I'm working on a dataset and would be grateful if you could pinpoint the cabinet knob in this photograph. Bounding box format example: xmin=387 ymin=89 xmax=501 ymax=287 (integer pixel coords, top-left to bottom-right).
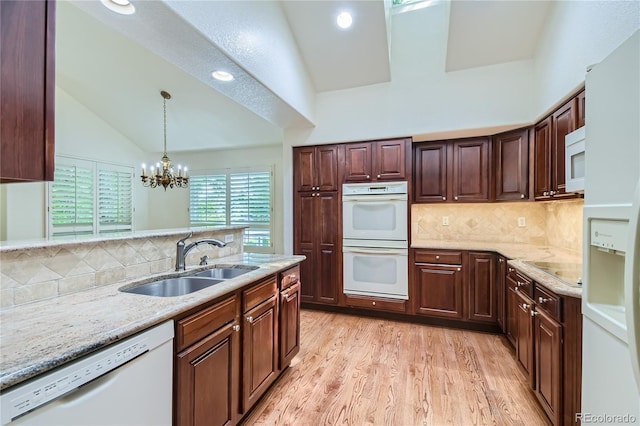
xmin=377 ymin=174 xmax=381 ymax=179
xmin=531 ymin=310 xmax=538 ymax=317
xmin=538 ymin=297 xmax=551 ymax=303
xmin=520 ymin=194 xmax=526 ymax=199
xmin=543 ymin=191 xmax=549 ymax=196
xmin=550 ymin=190 xmax=556 ymax=196
xmin=246 ymin=316 xmax=253 ymax=323
xmin=454 ymin=196 xmax=459 ymax=201
xmin=499 ymin=258 xmax=503 ymax=263
xmin=522 ymin=303 xmax=530 ymax=310
xmin=372 ymin=301 xmax=376 ymax=306
xmin=442 ymin=196 xmax=447 ymax=201
xmin=282 ymin=292 xmax=289 ymax=299
xmin=233 ymin=324 xmax=240 ymax=332
xmin=457 ymin=267 xmax=461 ymax=272
xmin=435 ymin=255 xmax=440 ymax=260
xmin=290 ymin=274 xmax=297 ymax=280
xmin=508 ymin=267 xmax=513 ymax=272
xmin=366 ymin=175 xmax=370 ymax=179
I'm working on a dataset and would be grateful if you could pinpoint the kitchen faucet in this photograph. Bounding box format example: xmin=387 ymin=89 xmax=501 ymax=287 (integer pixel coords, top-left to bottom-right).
xmin=175 ymin=231 xmax=227 ymax=271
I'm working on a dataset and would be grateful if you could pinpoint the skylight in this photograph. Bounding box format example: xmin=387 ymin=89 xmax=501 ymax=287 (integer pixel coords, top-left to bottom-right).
xmin=392 ymin=0 xmax=441 ymax=14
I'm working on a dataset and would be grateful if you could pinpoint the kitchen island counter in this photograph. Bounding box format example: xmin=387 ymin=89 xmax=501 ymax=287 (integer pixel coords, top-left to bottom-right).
xmin=0 ymin=253 xmax=304 ymax=391
xmin=411 ymin=239 xmax=582 ymax=298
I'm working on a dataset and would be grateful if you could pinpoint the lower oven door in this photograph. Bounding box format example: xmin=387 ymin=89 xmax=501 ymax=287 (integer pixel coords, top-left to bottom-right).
xmin=343 ymin=245 xmax=408 ymax=300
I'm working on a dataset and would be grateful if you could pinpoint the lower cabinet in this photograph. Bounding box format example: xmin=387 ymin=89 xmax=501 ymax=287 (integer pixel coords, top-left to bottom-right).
xmin=241 ymin=276 xmax=279 ymax=414
xmin=504 ymin=267 xmax=519 ymax=346
xmin=279 ymin=265 xmax=301 ymax=369
xmin=534 ymin=307 xmax=563 ymax=426
xmin=515 ymin=289 xmax=535 ymax=382
xmin=467 ymin=252 xmax=497 ymax=323
xmin=174 ymin=265 xmax=302 ymax=426
xmin=175 ymin=295 xmax=241 ymax=426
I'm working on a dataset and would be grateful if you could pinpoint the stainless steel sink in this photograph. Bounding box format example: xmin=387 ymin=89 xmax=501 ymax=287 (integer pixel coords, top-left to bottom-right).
xmin=121 ymin=277 xmax=224 ymax=297
xmin=191 ymin=265 xmax=259 ymax=280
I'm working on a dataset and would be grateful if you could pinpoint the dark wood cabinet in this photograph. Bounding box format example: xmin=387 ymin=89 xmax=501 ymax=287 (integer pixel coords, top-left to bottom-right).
xmin=534 ymin=308 xmax=563 ymax=426
xmin=342 ymin=138 xmax=409 ymax=183
xmin=279 ymin=266 xmax=301 ymax=369
xmin=413 ymin=138 xmax=491 ymax=203
xmin=467 ymin=252 xmax=496 ymax=323
xmin=344 ymin=293 xmax=408 ymax=313
xmin=294 ymin=191 xmax=340 ymax=304
xmin=534 ymin=97 xmax=579 ymax=199
xmin=412 ymin=250 xmax=464 ymax=319
xmin=451 ymin=138 xmax=491 ymax=202
xmin=515 ymin=290 xmax=535 ymax=383
xmin=493 ymin=129 xmax=529 ymax=201
xmin=0 ymin=0 xmax=56 ymax=183
xmin=175 ymin=296 xmax=241 ymax=426
xmin=576 ymin=89 xmax=586 ymax=128
xmin=293 ymin=145 xmax=339 ymax=192
xmin=414 ymin=142 xmax=448 ymax=202
xmin=241 ymin=277 xmax=279 ymax=413
xmin=497 ymin=256 xmax=507 ymax=333
xmin=505 ymin=268 xmax=519 ymax=347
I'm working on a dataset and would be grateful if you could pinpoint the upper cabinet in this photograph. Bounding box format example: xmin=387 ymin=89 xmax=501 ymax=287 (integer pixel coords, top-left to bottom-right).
xmin=341 ymin=138 xmax=410 ymax=183
xmin=293 ymin=145 xmax=339 ymax=192
xmin=534 ymin=93 xmax=581 ymax=200
xmin=414 ymin=137 xmax=492 ymax=203
xmin=0 ymin=0 xmax=56 ymax=183
xmin=576 ymin=89 xmax=586 ymax=128
xmin=493 ymin=128 xmax=530 ymax=201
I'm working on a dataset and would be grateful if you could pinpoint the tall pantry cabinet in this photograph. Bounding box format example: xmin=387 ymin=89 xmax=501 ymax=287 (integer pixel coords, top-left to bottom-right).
xmin=293 ymin=146 xmax=340 ymax=305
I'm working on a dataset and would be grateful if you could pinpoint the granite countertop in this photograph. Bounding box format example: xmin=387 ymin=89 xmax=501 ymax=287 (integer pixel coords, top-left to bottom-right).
xmin=0 ymin=253 xmax=305 ymax=391
xmin=411 ymin=239 xmax=583 ymax=298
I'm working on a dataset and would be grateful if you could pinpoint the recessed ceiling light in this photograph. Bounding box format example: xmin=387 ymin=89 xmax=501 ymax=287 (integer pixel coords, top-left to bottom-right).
xmin=101 ymin=0 xmax=135 ymax=15
xmin=211 ymin=70 xmax=235 ymax=82
xmin=336 ymin=11 xmax=353 ymax=29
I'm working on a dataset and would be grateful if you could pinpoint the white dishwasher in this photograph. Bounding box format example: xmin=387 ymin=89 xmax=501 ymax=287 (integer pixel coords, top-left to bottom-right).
xmin=1 ymin=321 xmax=174 ymax=426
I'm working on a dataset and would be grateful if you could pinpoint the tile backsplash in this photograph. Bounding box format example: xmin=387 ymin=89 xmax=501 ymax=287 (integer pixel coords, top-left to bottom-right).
xmin=0 ymin=229 xmax=243 ymax=309
xmin=412 ymin=199 xmax=583 ymax=253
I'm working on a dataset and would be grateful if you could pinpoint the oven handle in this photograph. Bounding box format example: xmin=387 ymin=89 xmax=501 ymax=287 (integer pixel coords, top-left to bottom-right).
xmin=342 ymin=195 xmax=407 ymax=202
xmin=343 ymin=246 xmax=408 ymax=255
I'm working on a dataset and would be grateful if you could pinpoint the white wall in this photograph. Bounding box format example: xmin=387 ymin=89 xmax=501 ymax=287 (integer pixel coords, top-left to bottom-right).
xmin=533 ymin=0 xmax=640 ymax=118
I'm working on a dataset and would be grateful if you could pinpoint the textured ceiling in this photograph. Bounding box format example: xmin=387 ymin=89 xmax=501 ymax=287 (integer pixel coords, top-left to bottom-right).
xmin=56 ymin=0 xmax=552 ymax=154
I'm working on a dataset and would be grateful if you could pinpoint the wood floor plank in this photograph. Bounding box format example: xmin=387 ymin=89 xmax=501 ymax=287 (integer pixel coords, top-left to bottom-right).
xmin=241 ymin=309 xmax=550 ymax=426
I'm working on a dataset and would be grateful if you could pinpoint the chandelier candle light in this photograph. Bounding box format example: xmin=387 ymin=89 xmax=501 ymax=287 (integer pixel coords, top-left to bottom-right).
xmin=141 ymin=90 xmax=189 ymax=190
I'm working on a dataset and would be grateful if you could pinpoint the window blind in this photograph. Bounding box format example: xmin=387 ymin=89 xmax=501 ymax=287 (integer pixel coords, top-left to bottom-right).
xmin=51 ymin=162 xmax=94 ymax=236
xmin=189 ymin=168 xmax=273 ymax=249
xmin=98 ymin=166 xmax=133 ymax=234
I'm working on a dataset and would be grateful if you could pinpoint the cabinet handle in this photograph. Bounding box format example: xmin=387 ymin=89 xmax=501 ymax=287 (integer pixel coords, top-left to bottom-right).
xmin=377 ymin=174 xmax=381 ymax=179
xmin=499 ymin=258 xmax=503 ymax=263
xmin=282 ymin=292 xmax=289 ymax=299
xmin=290 ymin=274 xmax=297 ymax=281
xmin=538 ymin=297 xmax=551 ymax=303
xmin=522 ymin=303 xmax=530 ymax=310
xmin=550 ymin=190 xmax=556 ymax=196
xmin=457 ymin=267 xmax=461 ymax=272
xmin=454 ymin=196 xmax=459 ymax=201
xmin=543 ymin=191 xmax=549 ymax=196
xmin=435 ymin=255 xmax=440 ymax=260
xmin=246 ymin=316 xmax=253 ymax=323
xmin=520 ymin=194 xmax=526 ymax=199
xmin=531 ymin=310 xmax=539 ymax=317
xmin=372 ymin=301 xmax=376 ymax=306
xmin=366 ymin=175 xmax=370 ymax=179
xmin=233 ymin=324 xmax=240 ymax=332
xmin=508 ymin=267 xmax=513 ymax=272
xmin=442 ymin=196 xmax=446 ymax=201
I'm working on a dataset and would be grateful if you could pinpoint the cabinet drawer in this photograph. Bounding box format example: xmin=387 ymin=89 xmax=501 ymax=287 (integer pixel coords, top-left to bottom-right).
xmin=280 ymin=265 xmax=300 ymax=290
xmin=414 ymin=250 xmax=462 ymax=265
xmin=243 ymin=275 xmax=278 ymax=312
xmin=176 ymin=295 xmax=237 ymax=351
xmin=345 ymin=294 xmax=407 ymax=313
xmin=509 ymin=268 xmax=533 ymax=298
xmin=534 ymin=285 xmax=562 ymax=322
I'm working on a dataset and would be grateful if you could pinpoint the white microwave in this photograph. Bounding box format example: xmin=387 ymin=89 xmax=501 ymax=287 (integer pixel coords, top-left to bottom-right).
xmin=565 ymin=126 xmax=586 ymax=193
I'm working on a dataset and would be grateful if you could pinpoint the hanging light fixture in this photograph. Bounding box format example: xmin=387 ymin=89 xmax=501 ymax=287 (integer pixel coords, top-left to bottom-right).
xmin=140 ymin=90 xmax=189 ymax=190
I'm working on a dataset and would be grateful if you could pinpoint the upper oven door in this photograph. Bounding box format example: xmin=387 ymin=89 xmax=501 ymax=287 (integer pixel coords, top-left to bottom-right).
xmin=342 ymin=193 xmax=407 ymax=241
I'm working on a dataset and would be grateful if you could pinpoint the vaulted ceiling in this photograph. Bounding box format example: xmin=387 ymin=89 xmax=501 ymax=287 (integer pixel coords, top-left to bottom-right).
xmin=56 ymin=0 xmax=552 ymax=154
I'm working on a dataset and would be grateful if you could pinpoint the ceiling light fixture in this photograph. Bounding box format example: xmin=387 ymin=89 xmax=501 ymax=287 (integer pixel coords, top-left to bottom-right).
xmin=140 ymin=91 xmax=189 ymax=190
xmin=336 ymin=11 xmax=353 ymax=29
xmin=100 ymin=0 xmax=135 ymax=15
xmin=211 ymin=70 xmax=235 ymax=82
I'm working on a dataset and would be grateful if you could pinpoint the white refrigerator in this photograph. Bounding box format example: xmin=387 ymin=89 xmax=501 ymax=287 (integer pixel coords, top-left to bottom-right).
xmin=582 ymin=30 xmax=640 ymax=424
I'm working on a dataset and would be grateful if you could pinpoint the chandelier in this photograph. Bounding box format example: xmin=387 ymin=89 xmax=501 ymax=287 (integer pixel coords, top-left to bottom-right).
xmin=140 ymin=90 xmax=189 ymax=190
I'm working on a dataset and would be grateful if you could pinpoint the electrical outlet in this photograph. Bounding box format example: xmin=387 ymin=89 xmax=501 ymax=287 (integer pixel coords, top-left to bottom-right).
xmin=442 ymin=216 xmax=449 ymax=226
xmin=518 ymin=217 xmax=526 ymax=227
xmin=224 ymin=234 xmax=234 ymax=243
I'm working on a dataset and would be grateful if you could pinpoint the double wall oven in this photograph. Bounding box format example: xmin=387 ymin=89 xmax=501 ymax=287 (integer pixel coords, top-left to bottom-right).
xmin=342 ymin=181 xmax=408 ymax=300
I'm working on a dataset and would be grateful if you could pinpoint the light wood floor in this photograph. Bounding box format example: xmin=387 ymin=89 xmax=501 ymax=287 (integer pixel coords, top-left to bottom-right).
xmin=241 ymin=309 xmax=550 ymax=426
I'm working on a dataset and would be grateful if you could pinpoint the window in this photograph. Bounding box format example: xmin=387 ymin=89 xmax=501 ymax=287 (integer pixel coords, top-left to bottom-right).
xmin=49 ymin=157 xmax=134 ymax=237
xmin=190 ymin=167 xmax=273 ymax=251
